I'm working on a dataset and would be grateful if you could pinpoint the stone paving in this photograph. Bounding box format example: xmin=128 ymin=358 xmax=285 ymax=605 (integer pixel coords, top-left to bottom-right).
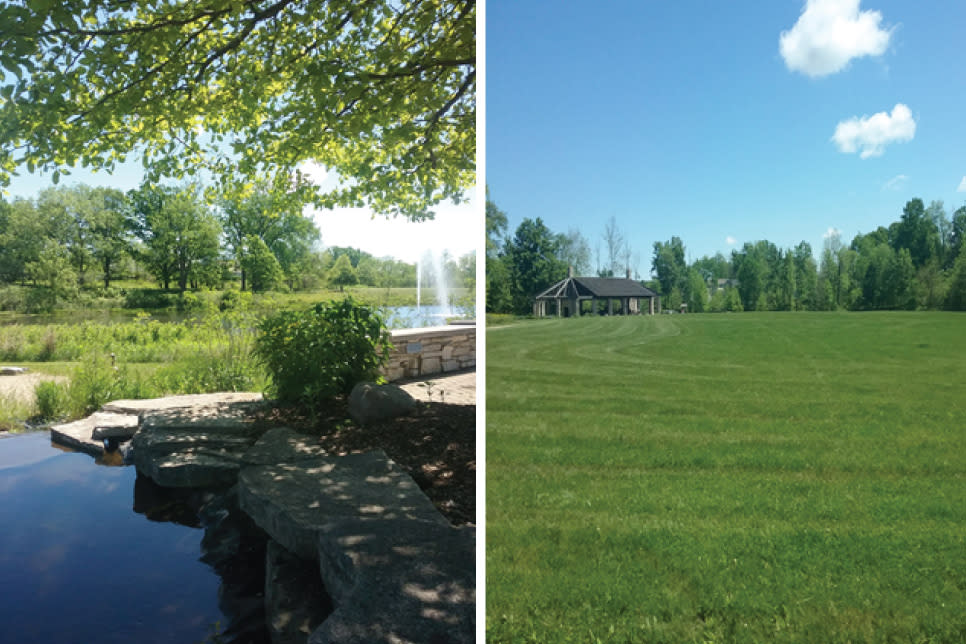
xmin=396 ymin=368 xmax=476 ymax=406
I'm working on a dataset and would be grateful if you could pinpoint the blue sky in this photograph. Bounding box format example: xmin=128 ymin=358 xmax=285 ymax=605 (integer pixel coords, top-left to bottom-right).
xmin=487 ymin=0 xmax=966 ymax=274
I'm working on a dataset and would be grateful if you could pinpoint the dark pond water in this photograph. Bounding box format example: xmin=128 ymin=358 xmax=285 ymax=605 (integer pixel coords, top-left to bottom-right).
xmin=0 ymin=432 xmax=270 ymax=644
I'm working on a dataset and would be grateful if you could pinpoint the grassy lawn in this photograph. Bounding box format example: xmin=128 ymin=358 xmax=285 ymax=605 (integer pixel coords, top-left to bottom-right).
xmin=486 ymin=312 xmax=966 ymax=643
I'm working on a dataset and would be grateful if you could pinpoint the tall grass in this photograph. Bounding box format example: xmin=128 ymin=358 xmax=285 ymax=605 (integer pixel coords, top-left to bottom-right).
xmin=487 ymin=312 xmax=966 ymax=643
xmin=0 ymin=308 xmax=268 ymax=428
xmin=0 ymin=394 xmax=34 ymax=431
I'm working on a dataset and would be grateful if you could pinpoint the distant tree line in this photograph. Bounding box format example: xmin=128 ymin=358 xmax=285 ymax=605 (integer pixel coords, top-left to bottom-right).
xmin=486 ymin=191 xmax=966 ymax=314
xmin=0 ymin=182 xmax=474 ymax=311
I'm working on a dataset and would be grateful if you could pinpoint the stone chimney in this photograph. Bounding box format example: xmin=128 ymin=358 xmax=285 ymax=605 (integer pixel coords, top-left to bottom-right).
xmin=568 ymin=265 xmax=574 ymax=278
xmin=626 ymin=268 xmax=632 ymax=279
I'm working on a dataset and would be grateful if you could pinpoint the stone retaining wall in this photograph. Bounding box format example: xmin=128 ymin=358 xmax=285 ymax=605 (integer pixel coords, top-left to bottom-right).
xmin=382 ymin=324 xmax=476 ymax=381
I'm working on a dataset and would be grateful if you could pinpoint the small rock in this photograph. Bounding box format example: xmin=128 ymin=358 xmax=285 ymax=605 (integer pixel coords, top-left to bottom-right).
xmin=347 ymin=382 xmax=416 ymax=426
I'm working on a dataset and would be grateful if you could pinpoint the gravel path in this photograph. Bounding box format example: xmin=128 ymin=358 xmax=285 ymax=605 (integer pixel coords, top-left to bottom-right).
xmin=0 ymin=372 xmax=68 ymax=405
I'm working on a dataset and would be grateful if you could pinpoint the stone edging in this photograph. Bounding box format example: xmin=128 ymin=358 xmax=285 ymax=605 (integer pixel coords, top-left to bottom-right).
xmin=383 ymin=324 xmax=476 ymax=381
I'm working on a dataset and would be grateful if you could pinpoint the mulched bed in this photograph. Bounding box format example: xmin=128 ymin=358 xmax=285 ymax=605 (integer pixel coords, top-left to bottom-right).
xmin=258 ymin=399 xmax=476 ymax=526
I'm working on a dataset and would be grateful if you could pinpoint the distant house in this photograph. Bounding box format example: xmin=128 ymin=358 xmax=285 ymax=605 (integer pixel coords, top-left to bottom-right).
xmin=715 ymin=278 xmax=740 ymax=291
xmin=534 ymin=267 xmax=660 ymax=317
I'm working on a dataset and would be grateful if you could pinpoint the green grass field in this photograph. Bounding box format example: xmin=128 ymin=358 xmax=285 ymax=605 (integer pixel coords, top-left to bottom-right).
xmin=486 ymin=312 xmax=966 ymax=643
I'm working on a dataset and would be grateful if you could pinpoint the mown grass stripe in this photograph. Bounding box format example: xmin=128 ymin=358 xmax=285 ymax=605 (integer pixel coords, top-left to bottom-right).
xmin=487 ymin=312 xmax=966 ymax=643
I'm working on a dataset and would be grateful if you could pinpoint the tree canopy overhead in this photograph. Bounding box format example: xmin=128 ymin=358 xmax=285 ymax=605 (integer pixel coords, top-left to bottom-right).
xmin=0 ymin=0 xmax=475 ymax=218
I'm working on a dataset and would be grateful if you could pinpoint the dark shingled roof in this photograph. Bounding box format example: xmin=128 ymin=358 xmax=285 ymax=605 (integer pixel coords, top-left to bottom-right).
xmin=536 ymin=276 xmax=658 ymax=299
xmin=573 ymin=277 xmax=657 ymax=298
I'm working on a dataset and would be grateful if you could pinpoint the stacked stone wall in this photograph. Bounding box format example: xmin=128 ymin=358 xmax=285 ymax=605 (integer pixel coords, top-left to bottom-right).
xmin=381 ymin=324 xmax=476 ymax=381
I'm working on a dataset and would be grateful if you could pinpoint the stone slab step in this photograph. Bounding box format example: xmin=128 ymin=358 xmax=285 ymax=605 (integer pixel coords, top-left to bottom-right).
xmin=51 ymin=412 xmax=138 ymax=458
xmin=310 ymin=518 xmax=475 ymax=644
xmin=91 ymin=414 xmax=140 ymax=441
xmin=102 ymin=392 xmax=264 ymax=416
xmin=238 ymin=451 xmax=447 ymax=562
xmin=243 ymin=427 xmax=328 ymax=466
xmin=238 ymin=451 xmax=473 ymax=643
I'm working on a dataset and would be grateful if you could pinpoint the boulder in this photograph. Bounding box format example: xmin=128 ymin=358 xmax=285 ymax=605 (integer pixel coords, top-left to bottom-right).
xmin=0 ymin=366 xmax=28 ymax=375
xmin=347 ymin=382 xmax=416 ymax=426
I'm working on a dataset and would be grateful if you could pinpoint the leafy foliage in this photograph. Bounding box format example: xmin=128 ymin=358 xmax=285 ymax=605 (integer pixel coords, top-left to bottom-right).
xmin=254 ymin=298 xmax=392 ymax=406
xmin=0 ymin=0 xmax=475 ymax=217
xmin=487 ymin=193 xmax=966 ymax=315
xmin=327 ymin=254 xmax=357 ymax=292
xmin=240 ymin=235 xmax=284 ymax=293
xmin=504 ymin=217 xmax=567 ymax=314
xmin=127 ymin=183 xmax=222 ymax=291
xmin=217 ymin=181 xmax=318 ymax=290
xmin=34 ymin=379 xmax=69 ymax=421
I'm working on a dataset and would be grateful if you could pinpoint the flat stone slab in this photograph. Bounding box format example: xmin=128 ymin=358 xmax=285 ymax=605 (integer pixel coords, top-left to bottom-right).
xmin=238 ymin=452 xmax=447 ymax=562
xmin=102 ymin=392 xmax=264 ymax=415
xmin=311 ymin=518 xmax=475 ymax=644
xmin=0 ymin=366 xmax=28 ymax=375
xmin=51 ymin=412 xmax=139 ymax=458
xmin=132 ymin=404 xmax=268 ymax=488
xmin=243 ymin=427 xmax=328 ymax=466
xmin=91 ymin=414 xmax=140 ymax=441
xmin=239 ymin=452 xmax=473 ymax=643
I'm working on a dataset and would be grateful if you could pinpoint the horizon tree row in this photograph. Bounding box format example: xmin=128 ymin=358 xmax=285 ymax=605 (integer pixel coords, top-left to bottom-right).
xmin=486 ymin=192 xmax=966 ymax=314
xmin=0 ymin=182 xmax=474 ymax=312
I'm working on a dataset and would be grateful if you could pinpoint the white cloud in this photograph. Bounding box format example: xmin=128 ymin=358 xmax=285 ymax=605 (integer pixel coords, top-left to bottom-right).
xmin=780 ymin=0 xmax=892 ymax=77
xmin=823 ymin=227 xmax=841 ymax=239
xmin=958 ymin=176 xmax=966 ymax=192
xmin=832 ymin=103 xmax=915 ymax=159
xmin=299 ymin=162 xmax=477 ymax=263
xmin=726 ymin=236 xmax=737 ymax=246
xmin=297 ymin=160 xmax=330 ymax=185
xmin=882 ymin=174 xmax=908 ymax=190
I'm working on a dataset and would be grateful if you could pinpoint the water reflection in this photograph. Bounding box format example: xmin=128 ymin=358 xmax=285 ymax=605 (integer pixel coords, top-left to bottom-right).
xmin=0 ymin=432 xmax=271 ymax=643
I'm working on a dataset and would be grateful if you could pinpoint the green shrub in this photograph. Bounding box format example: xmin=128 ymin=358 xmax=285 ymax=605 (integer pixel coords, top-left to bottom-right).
xmin=254 ymin=297 xmax=392 ymax=406
xmin=219 ymin=289 xmax=252 ymax=312
xmin=0 ymin=286 xmax=27 ymax=312
xmin=123 ymin=289 xmax=178 ymax=309
xmin=34 ymin=380 xmax=69 ymax=420
xmin=68 ymin=353 xmax=122 ymax=416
